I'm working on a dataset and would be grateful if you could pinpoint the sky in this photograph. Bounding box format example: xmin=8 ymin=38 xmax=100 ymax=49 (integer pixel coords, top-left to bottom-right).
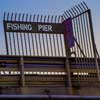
xmin=0 ymin=0 xmax=100 ymax=54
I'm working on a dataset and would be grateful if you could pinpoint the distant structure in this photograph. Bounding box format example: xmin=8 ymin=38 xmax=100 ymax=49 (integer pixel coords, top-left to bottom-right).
xmin=0 ymin=1 xmax=100 ymax=99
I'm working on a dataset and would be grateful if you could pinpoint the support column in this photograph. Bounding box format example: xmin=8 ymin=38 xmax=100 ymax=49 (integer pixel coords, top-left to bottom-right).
xmin=65 ymin=57 xmax=73 ymax=94
xmin=20 ymin=56 xmax=25 ymax=94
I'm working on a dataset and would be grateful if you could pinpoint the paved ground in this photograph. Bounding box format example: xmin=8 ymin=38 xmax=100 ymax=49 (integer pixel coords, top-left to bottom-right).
xmin=0 ymin=95 xmax=100 ymax=100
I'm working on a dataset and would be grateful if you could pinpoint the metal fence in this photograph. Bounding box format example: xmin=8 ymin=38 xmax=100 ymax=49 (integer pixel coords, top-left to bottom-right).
xmin=63 ymin=1 xmax=95 ymax=58
xmin=3 ymin=13 xmax=66 ymax=56
xmin=3 ymin=2 xmax=98 ymax=59
xmin=62 ymin=1 xmax=100 ymax=82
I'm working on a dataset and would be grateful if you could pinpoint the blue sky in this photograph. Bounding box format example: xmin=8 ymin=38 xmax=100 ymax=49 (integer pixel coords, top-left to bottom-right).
xmin=0 ymin=0 xmax=100 ymax=54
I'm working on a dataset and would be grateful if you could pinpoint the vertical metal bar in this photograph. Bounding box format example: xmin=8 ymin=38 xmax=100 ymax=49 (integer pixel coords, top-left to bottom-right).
xmin=12 ymin=13 xmax=17 ymax=55
xmin=10 ymin=13 xmax=14 ymax=55
xmin=17 ymin=13 xmax=22 ymax=56
xmin=47 ymin=15 xmax=51 ymax=56
xmin=40 ymin=15 xmax=44 ymax=56
xmin=3 ymin=12 xmax=9 ymax=55
xmin=38 ymin=15 xmax=42 ymax=56
xmin=49 ymin=15 xmax=54 ymax=56
xmin=22 ymin=14 xmax=25 ymax=56
xmin=56 ymin=16 xmax=61 ymax=56
xmin=46 ymin=15 xmax=50 ymax=56
xmin=39 ymin=15 xmax=43 ymax=56
xmin=44 ymin=15 xmax=48 ymax=56
xmin=8 ymin=13 xmax=13 ymax=55
xmin=11 ymin=13 xmax=16 ymax=55
xmin=33 ymin=15 xmax=37 ymax=56
xmin=60 ymin=16 xmax=65 ymax=56
xmin=18 ymin=13 xmax=23 ymax=56
xmin=53 ymin=16 xmax=57 ymax=56
xmin=31 ymin=14 xmax=35 ymax=56
xmin=15 ymin=13 xmax=20 ymax=56
xmin=14 ymin=13 xmax=19 ymax=55
xmin=43 ymin=15 xmax=46 ymax=56
xmin=62 ymin=16 xmax=67 ymax=57
xmin=57 ymin=16 xmax=62 ymax=56
xmin=24 ymin=14 xmax=28 ymax=56
xmin=28 ymin=14 xmax=32 ymax=56
xmin=87 ymin=10 xmax=100 ymax=81
xmin=52 ymin=16 xmax=55 ymax=56
xmin=85 ymin=12 xmax=93 ymax=57
xmin=61 ymin=16 xmax=65 ymax=56
xmin=10 ymin=13 xmax=15 ymax=55
xmin=22 ymin=14 xmax=27 ymax=56
xmin=19 ymin=13 xmax=24 ymax=56
xmin=35 ymin=14 xmax=39 ymax=56
xmin=26 ymin=14 xmax=30 ymax=56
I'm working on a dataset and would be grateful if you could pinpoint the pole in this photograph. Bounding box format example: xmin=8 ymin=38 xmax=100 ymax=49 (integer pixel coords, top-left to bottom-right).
xmin=20 ymin=56 xmax=25 ymax=87
xmin=64 ymin=35 xmax=73 ymax=94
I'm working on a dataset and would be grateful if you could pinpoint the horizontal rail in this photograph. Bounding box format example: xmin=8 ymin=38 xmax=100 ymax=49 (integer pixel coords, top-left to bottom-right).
xmin=0 ymin=55 xmax=99 ymax=87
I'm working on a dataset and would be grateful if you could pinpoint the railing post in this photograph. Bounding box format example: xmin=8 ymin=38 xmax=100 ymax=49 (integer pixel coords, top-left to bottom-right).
xmin=64 ymin=36 xmax=73 ymax=94
xmin=20 ymin=56 xmax=25 ymax=94
xmin=20 ymin=56 xmax=25 ymax=86
xmin=65 ymin=57 xmax=73 ymax=94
